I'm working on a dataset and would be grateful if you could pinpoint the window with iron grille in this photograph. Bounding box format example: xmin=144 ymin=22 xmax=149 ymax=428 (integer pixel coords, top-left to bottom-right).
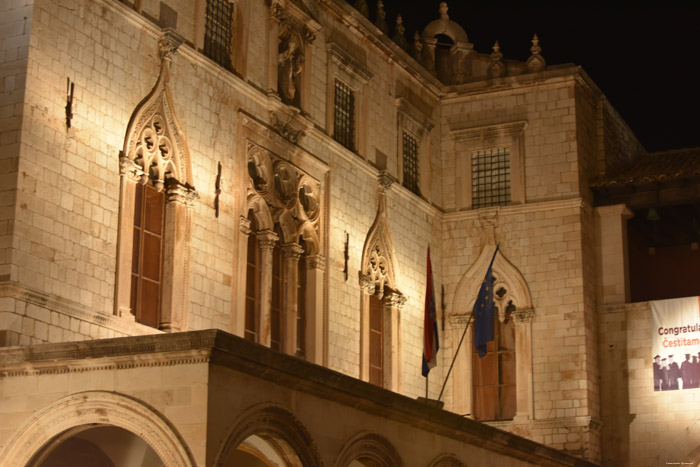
xmin=402 ymin=132 xmax=419 ymax=195
xmin=333 ymin=80 xmax=355 ymax=151
xmin=472 ymin=148 xmax=511 ymax=208
xmin=204 ymin=0 xmax=234 ymax=71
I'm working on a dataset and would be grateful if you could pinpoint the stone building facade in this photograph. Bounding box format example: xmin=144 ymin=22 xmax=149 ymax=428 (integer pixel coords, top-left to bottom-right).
xmin=0 ymin=0 xmax=698 ymax=465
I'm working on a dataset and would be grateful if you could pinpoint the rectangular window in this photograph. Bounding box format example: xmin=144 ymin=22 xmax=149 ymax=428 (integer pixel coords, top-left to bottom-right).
xmin=333 ymin=80 xmax=355 ymax=151
xmin=472 ymin=313 xmax=516 ymax=421
xmin=130 ymin=183 xmax=165 ymax=329
xmin=472 ymin=148 xmax=511 ymax=209
xmin=204 ymin=0 xmax=234 ymax=71
xmin=369 ymin=295 xmax=383 ymax=386
xmin=402 ymin=132 xmax=419 ymax=195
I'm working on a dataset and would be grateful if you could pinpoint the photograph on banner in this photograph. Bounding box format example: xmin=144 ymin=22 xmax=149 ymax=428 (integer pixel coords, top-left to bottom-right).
xmin=651 ymin=296 xmax=700 ymax=391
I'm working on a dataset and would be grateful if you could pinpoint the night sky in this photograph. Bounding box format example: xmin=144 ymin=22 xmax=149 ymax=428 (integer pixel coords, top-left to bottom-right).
xmin=371 ymin=4 xmax=699 ymax=153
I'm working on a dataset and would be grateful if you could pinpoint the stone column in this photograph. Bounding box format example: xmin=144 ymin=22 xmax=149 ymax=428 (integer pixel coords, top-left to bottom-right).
xmin=114 ymin=156 xmax=144 ymax=319
xmin=304 ymin=254 xmax=325 ymax=364
xmin=257 ymin=230 xmax=278 ymax=347
xmin=234 ymin=216 xmax=253 ymax=337
xmin=160 ymin=181 xmax=197 ymax=332
xmin=594 ymin=204 xmax=634 ymax=305
xmin=513 ymin=308 xmax=535 ymax=422
xmin=450 ymin=314 xmax=472 ymax=416
xmin=282 ymin=242 xmax=304 ymax=355
xmin=359 ymin=274 xmax=375 ymax=381
xmin=384 ymin=290 xmax=406 ymax=392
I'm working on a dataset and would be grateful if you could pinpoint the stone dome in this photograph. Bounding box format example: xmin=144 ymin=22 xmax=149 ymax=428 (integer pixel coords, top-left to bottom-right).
xmin=421 ymin=2 xmax=468 ymax=44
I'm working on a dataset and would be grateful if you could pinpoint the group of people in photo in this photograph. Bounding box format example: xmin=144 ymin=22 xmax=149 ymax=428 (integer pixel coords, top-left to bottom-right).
xmin=653 ymin=353 xmax=700 ymax=391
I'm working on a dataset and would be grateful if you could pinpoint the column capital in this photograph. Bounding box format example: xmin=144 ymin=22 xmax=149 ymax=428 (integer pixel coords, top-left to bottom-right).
xmin=513 ymin=308 xmax=535 ymax=324
xmin=239 ymin=216 xmax=252 ymax=236
xmin=306 ymin=254 xmax=326 ymax=271
xmin=257 ymin=229 xmax=279 ymax=249
xmin=384 ymin=290 xmax=407 ymax=309
xmin=359 ymin=273 xmax=375 ymax=295
xmin=283 ymin=242 xmax=304 ymax=259
xmin=165 ymin=180 xmax=199 ymax=206
xmin=119 ymin=154 xmax=145 ymax=183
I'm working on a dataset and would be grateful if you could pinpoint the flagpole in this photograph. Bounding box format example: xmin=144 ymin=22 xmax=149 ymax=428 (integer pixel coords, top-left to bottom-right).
xmin=425 ymin=374 xmax=429 ymax=399
xmin=437 ymin=312 xmax=473 ymax=402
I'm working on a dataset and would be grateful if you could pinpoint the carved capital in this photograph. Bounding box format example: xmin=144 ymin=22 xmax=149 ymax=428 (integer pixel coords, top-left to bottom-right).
xmin=283 ymin=242 xmax=304 ymax=259
xmin=449 ymin=314 xmax=470 ymax=326
xmin=513 ymin=308 xmax=535 ymax=324
xmin=378 ymin=171 xmax=395 ymax=191
xmin=257 ymin=229 xmax=279 ymax=249
xmin=239 ymin=216 xmax=252 ymax=236
xmin=384 ymin=291 xmax=407 ymax=309
xmin=159 ymin=28 xmax=185 ymax=61
xmin=305 ymin=254 xmax=326 ymax=271
xmin=359 ymin=273 xmax=376 ymax=295
xmin=165 ymin=180 xmax=198 ymax=206
xmin=119 ymin=154 xmax=145 ymax=182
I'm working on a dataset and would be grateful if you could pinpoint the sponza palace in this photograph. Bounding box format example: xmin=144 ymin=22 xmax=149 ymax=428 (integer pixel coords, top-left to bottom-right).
xmin=1 ymin=1 xmax=699 ymax=465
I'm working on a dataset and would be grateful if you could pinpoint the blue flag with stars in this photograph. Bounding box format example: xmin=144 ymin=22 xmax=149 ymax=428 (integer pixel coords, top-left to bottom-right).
xmin=473 ymin=246 xmax=499 ymax=358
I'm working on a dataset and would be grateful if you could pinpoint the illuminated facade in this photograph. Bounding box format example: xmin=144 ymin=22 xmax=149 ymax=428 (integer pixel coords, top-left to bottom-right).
xmin=0 ymin=0 xmax=698 ymax=465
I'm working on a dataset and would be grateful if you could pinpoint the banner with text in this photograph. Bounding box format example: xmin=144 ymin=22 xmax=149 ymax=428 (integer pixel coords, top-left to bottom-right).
xmin=651 ymin=296 xmax=700 ymax=391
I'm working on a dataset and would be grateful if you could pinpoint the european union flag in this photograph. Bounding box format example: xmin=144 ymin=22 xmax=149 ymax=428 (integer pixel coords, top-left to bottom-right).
xmin=473 ymin=246 xmax=499 ymax=358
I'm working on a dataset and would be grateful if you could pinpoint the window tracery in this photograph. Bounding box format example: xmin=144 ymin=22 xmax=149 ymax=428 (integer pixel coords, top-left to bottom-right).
xmin=242 ymin=143 xmax=323 ymax=358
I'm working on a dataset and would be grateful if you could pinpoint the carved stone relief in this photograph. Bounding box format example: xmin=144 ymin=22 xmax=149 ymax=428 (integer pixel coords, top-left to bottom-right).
xmin=245 ymin=143 xmax=321 ymax=254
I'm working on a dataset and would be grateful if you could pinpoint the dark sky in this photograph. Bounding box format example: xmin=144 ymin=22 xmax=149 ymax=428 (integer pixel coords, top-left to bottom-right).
xmin=372 ymin=4 xmax=699 ymax=153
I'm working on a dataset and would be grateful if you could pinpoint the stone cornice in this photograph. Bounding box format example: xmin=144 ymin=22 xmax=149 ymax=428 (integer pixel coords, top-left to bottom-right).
xmin=0 ymin=281 xmax=161 ymax=337
xmin=443 ymin=197 xmax=589 ymax=223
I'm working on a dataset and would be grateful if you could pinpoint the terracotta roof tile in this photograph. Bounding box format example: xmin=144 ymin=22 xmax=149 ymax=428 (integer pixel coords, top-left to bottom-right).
xmin=591 ymin=147 xmax=700 ymax=187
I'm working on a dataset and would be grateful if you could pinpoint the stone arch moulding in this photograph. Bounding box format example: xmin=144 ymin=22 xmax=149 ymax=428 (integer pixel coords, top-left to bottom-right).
xmin=213 ymin=403 xmax=323 ymax=467
xmin=452 ymin=244 xmax=532 ymax=317
xmin=334 ymin=431 xmax=403 ymax=467
xmin=0 ymin=390 xmax=196 ymax=467
xmin=360 ymin=201 xmax=399 ymax=299
xmin=428 ymin=453 xmax=465 ymax=467
xmin=450 ymin=243 xmax=535 ymax=422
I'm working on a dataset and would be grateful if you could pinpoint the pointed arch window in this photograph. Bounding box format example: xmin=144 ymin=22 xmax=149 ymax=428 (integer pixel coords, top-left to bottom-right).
xmin=115 ymin=33 xmax=197 ymax=331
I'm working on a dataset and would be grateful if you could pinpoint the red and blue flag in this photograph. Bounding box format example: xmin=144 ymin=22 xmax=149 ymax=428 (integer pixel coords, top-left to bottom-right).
xmin=422 ymin=247 xmax=439 ymax=377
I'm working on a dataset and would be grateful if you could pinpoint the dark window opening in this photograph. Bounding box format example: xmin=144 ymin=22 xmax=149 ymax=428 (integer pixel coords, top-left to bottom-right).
xmin=402 ymin=132 xmax=420 ymax=196
xmin=333 ymin=80 xmax=355 ymax=151
xmin=472 ymin=148 xmax=511 ymax=209
xmin=204 ymin=0 xmax=234 ymax=71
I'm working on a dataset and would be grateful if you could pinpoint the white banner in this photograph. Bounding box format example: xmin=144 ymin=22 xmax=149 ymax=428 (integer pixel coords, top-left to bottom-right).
xmin=651 ymin=296 xmax=700 ymax=391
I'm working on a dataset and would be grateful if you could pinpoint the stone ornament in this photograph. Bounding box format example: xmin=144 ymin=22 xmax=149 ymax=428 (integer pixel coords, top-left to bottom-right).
xmin=527 ymin=33 xmax=546 ymax=72
xmin=488 ymin=41 xmax=505 ymax=78
xmin=245 ymin=143 xmax=322 ymax=255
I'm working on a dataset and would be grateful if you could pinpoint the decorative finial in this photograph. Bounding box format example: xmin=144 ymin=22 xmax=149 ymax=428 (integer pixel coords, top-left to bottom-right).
xmin=353 ymin=0 xmax=369 ymax=18
xmin=392 ymin=14 xmax=407 ymax=48
xmin=375 ymin=0 xmax=388 ymax=34
xmin=411 ymin=30 xmax=423 ymax=59
xmin=526 ymin=33 xmax=546 ymax=72
xmin=439 ymin=2 xmax=449 ymax=20
xmin=488 ymin=40 xmax=505 ymax=78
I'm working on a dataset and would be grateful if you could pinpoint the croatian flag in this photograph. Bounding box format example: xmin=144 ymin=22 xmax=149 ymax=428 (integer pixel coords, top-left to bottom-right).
xmin=422 ymin=247 xmax=439 ymax=377
xmin=473 ymin=246 xmax=499 ymax=358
